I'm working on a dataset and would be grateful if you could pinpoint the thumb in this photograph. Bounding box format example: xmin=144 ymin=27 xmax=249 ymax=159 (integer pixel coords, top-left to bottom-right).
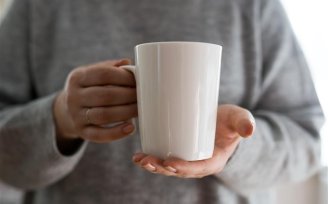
xmin=219 ymin=105 xmax=256 ymax=138
xmin=236 ymin=117 xmax=255 ymax=138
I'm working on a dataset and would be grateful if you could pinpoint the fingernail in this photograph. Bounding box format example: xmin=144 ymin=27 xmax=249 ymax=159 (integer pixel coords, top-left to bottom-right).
xmin=240 ymin=120 xmax=254 ymax=137
xmin=165 ymin=166 xmax=177 ymax=173
xmin=144 ymin=163 xmax=156 ymax=171
xmin=132 ymin=154 xmax=142 ymax=163
xmin=122 ymin=124 xmax=134 ymax=134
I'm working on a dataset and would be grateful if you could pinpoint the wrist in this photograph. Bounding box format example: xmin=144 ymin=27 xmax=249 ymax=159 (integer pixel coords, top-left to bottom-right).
xmin=53 ymin=91 xmax=77 ymax=140
xmin=53 ymin=92 xmax=84 ymax=155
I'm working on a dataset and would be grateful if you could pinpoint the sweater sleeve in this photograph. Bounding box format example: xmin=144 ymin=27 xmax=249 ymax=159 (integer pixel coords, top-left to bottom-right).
xmin=217 ymin=0 xmax=325 ymax=195
xmin=0 ymin=0 xmax=86 ymax=190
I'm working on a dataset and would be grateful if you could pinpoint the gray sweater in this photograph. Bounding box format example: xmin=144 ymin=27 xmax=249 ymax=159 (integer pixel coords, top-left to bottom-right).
xmin=0 ymin=0 xmax=324 ymax=203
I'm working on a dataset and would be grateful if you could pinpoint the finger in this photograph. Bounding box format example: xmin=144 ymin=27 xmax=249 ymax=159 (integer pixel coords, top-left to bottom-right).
xmin=219 ymin=104 xmax=256 ymax=138
xmin=83 ymin=104 xmax=138 ymax=126
xmin=162 ymin=157 xmax=220 ymax=178
xmin=136 ymin=155 xmax=177 ymax=176
xmin=80 ymin=122 xmax=135 ymax=143
xmin=132 ymin=153 xmax=147 ymax=163
xmin=114 ymin=58 xmax=132 ymax=66
xmin=79 ymin=86 xmax=136 ymax=107
xmin=87 ymin=59 xmax=131 ymax=69
xmin=76 ymin=60 xmax=135 ymax=87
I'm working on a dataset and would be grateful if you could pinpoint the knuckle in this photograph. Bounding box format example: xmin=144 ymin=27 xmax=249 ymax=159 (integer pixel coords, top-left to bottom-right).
xmin=67 ymin=69 xmax=83 ymax=86
xmin=65 ymin=89 xmax=75 ymax=103
xmin=60 ymin=93 xmax=78 ymax=122
xmin=65 ymin=90 xmax=80 ymax=110
xmin=95 ymin=109 xmax=110 ymax=123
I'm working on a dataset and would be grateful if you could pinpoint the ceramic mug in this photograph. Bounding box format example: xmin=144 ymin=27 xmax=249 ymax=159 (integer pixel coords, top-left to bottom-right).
xmin=122 ymin=41 xmax=222 ymax=161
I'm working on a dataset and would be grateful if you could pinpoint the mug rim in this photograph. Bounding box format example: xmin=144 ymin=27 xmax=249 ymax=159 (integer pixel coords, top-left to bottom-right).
xmin=135 ymin=41 xmax=222 ymax=49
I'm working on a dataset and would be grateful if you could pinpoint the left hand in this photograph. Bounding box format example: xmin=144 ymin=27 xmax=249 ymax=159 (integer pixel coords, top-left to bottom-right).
xmin=132 ymin=104 xmax=255 ymax=178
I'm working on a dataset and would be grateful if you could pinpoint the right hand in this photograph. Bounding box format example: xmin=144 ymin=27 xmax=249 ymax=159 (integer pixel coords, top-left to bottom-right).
xmin=53 ymin=59 xmax=137 ymax=144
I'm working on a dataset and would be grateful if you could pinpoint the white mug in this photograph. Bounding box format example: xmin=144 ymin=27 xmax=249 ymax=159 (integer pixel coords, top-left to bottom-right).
xmin=122 ymin=41 xmax=222 ymax=161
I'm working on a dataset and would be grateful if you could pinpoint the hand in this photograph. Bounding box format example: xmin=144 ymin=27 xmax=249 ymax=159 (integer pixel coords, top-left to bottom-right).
xmin=53 ymin=59 xmax=137 ymax=147
xmin=132 ymin=104 xmax=255 ymax=178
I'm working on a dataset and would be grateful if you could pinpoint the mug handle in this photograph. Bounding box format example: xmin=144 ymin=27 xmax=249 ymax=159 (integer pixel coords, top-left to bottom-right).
xmin=102 ymin=65 xmax=137 ymax=136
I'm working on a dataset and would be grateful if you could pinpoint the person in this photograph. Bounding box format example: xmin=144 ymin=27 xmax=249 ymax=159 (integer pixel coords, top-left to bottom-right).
xmin=0 ymin=0 xmax=324 ymax=203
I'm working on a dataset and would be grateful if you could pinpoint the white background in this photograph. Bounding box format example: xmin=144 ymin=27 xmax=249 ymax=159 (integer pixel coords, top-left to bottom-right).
xmin=281 ymin=0 xmax=328 ymax=167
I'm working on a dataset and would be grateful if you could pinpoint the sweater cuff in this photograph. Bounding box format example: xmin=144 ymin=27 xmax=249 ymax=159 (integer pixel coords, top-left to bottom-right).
xmin=33 ymin=93 xmax=87 ymax=177
xmin=0 ymin=93 xmax=87 ymax=188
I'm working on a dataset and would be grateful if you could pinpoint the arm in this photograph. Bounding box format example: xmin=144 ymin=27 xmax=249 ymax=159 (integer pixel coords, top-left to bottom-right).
xmin=217 ymin=0 xmax=324 ymax=195
xmin=0 ymin=0 xmax=86 ymax=190
xmin=132 ymin=0 xmax=324 ymax=196
xmin=0 ymin=0 xmax=138 ymax=190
